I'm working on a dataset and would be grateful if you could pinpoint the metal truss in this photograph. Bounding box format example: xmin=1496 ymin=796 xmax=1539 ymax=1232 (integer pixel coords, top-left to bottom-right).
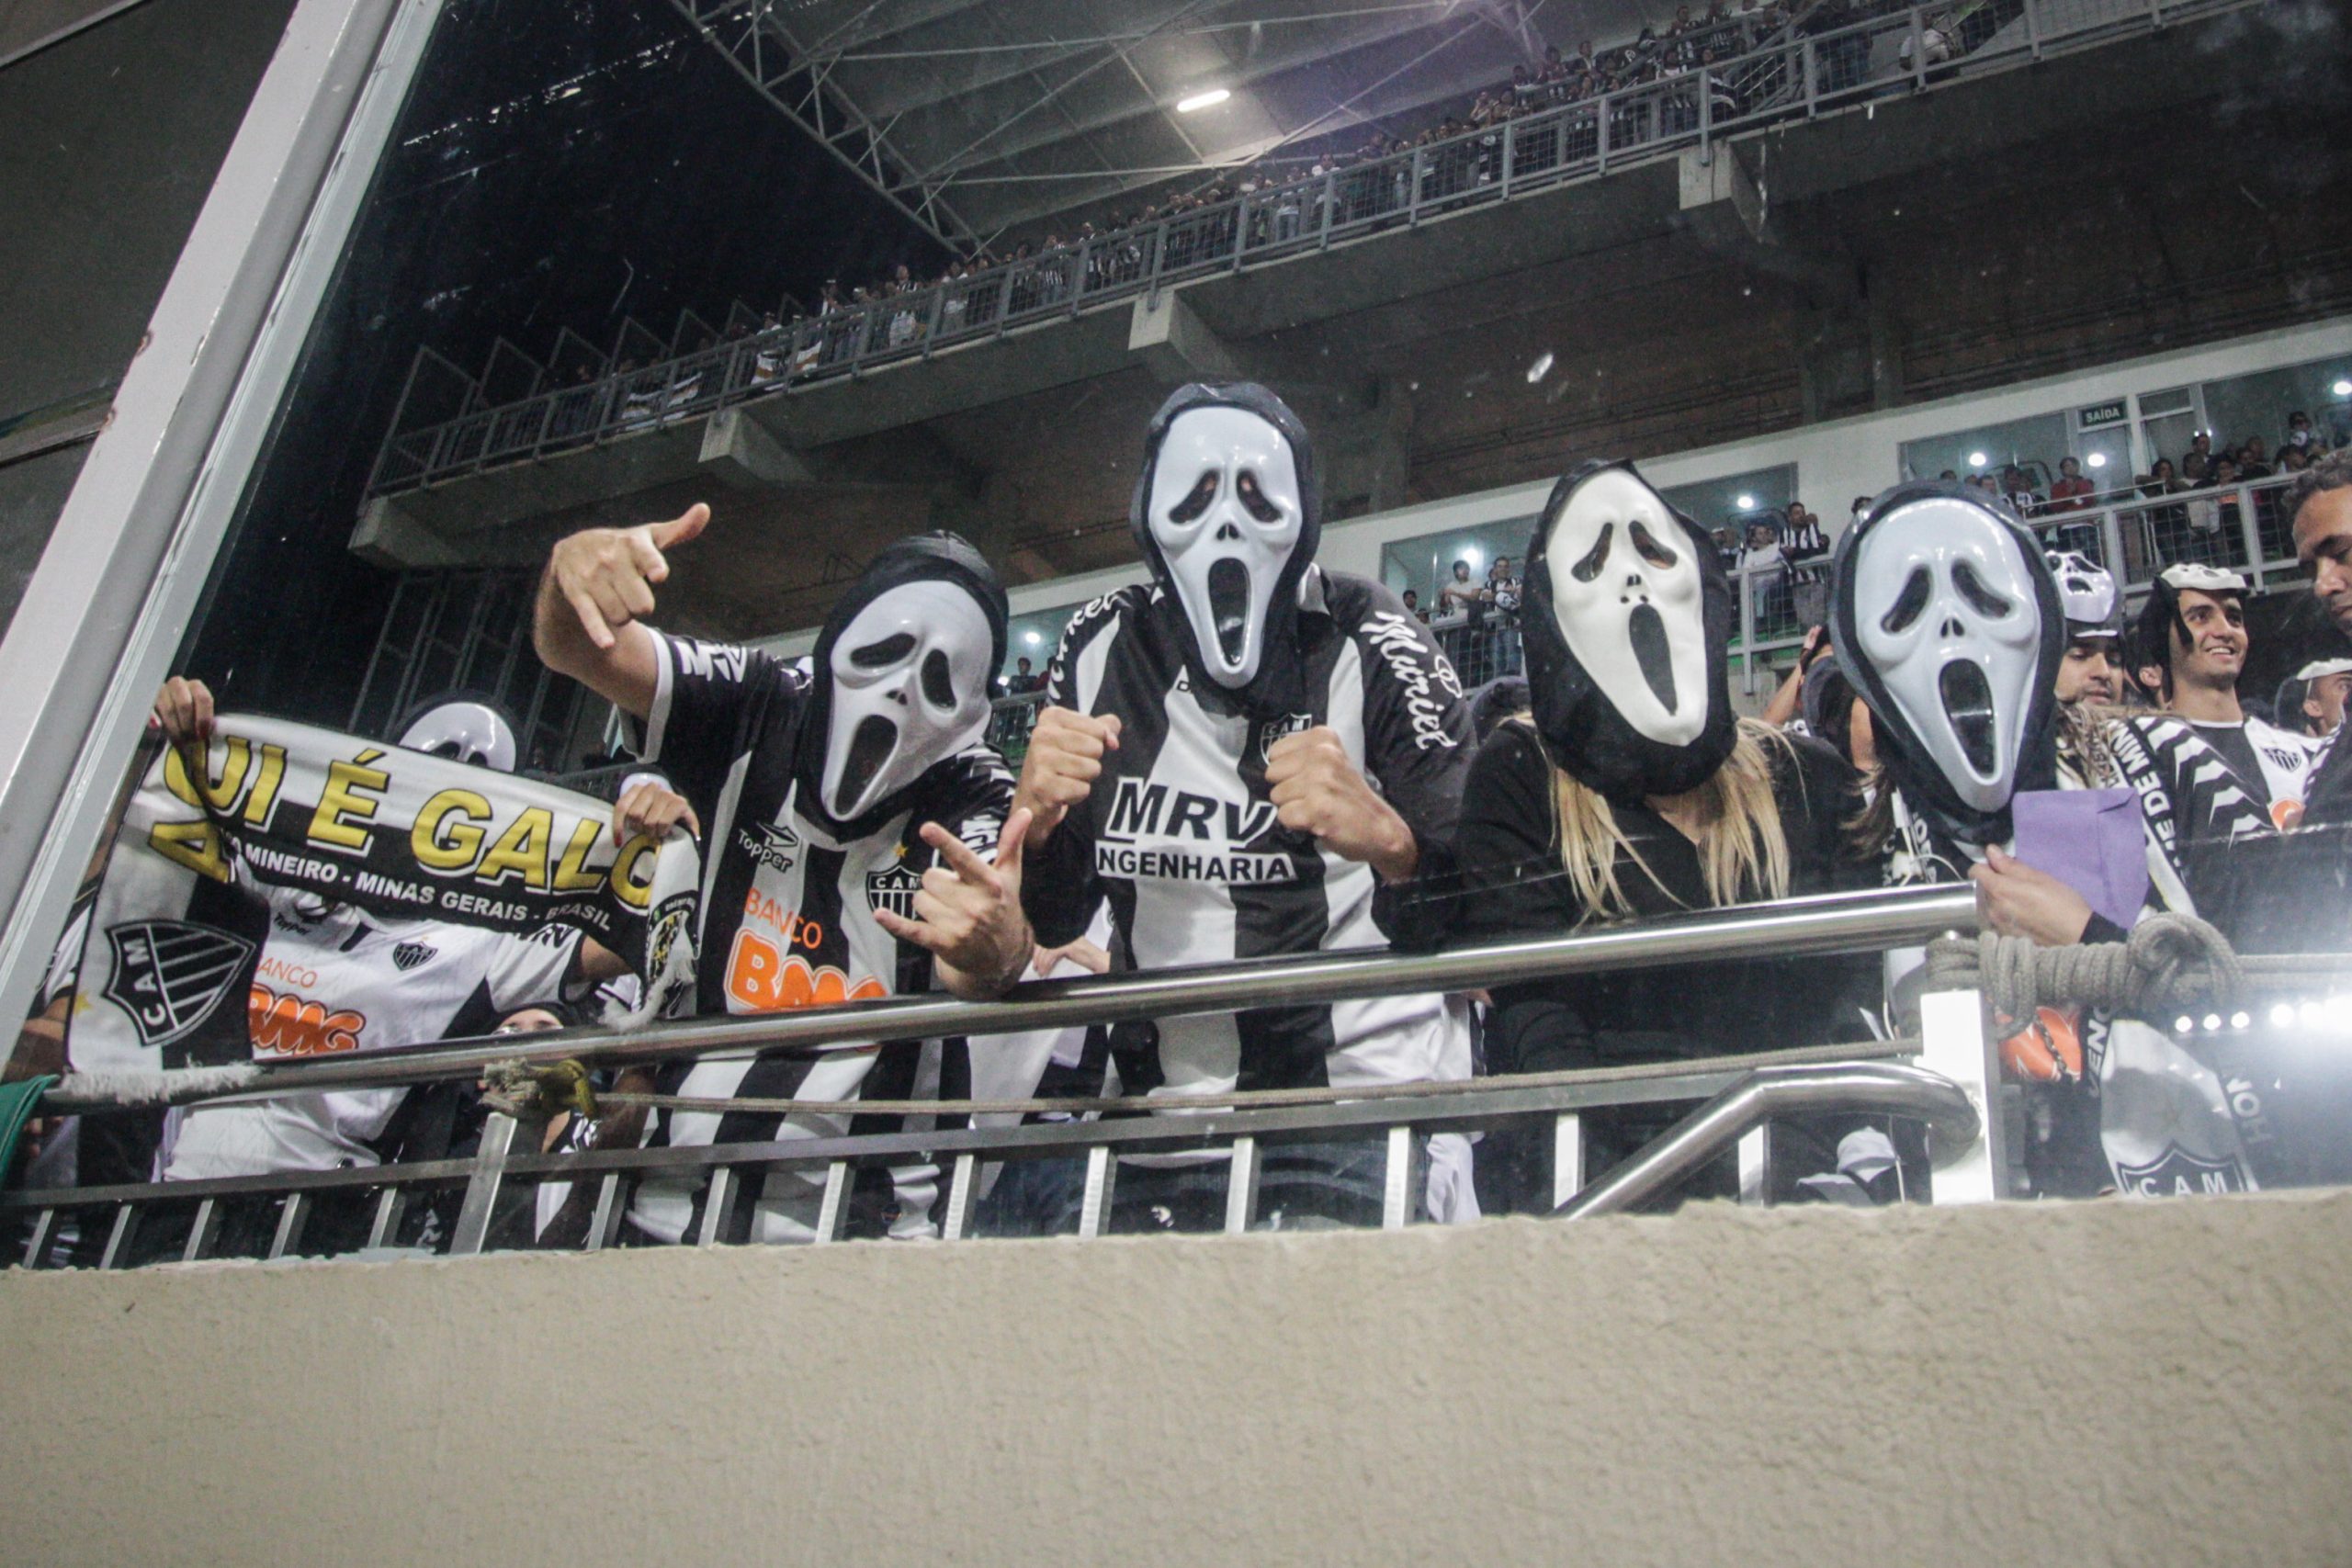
xmin=666 ymin=0 xmax=978 ymax=249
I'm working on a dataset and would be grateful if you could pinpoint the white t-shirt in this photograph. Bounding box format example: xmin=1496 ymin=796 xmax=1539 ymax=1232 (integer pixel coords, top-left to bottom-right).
xmin=164 ymin=887 xmax=580 ymax=1179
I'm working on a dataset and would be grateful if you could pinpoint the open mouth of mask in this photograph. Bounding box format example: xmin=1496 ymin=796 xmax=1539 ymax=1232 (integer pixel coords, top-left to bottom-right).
xmin=1628 ymin=603 xmax=1678 ymax=715
xmin=832 ymin=714 xmax=901 ymax=820
xmin=1939 ymin=660 xmax=1996 ymax=776
xmin=1207 ymin=558 xmax=1251 ymax=665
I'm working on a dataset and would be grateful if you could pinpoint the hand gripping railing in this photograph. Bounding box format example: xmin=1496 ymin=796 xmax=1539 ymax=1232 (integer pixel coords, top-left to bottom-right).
xmin=6 ymin=885 xmax=1997 ymax=1267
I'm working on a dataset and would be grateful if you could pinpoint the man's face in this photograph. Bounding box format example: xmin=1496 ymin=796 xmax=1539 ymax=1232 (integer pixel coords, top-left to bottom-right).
xmin=2169 ymin=589 xmax=2247 ymax=688
xmin=2306 ymin=672 xmax=2352 ymax=736
xmin=1494 ymin=557 xmax=1511 ymax=578
xmin=2293 ymin=486 xmax=2352 ymax=636
xmin=2055 ymin=639 xmax=2118 ymax=705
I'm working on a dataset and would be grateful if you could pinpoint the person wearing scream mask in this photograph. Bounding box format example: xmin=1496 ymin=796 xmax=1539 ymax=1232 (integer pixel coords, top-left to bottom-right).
xmin=1835 ymin=490 xmax=2273 ymax=1197
xmin=1015 ymin=382 xmax=1476 ymax=1230
xmin=536 ymin=515 xmax=1031 ymax=1244
xmin=1453 ymin=460 xmax=1878 ymax=1210
xmin=2131 ymin=563 xmax=2322 ymax=823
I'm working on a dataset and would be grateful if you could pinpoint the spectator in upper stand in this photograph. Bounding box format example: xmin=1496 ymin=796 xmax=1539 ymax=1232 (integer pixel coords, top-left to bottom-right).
xmin=2282 ymin=445 xmax=2313 ymax=476
xmin=2048 ymin=456 xmax=2097 ymax=511
xmin=1402 ymin=588 xmax=1428 ymax=623
xmin=2237 ymin=436 xmax=2273 ymax=479
xmin=1849 ymin=495 xmax=1873 ymax=528
xmin=2142 ymin=456 xmax=2183 ymax=495
xmin=2285 ymin=410 xmax=2320 ymax=455
xmin=1938 ymin=469 xmax=1960 ymax=482
xmin=2277 ymin=659 xmax=2352 ymax=739
xmin=2001 ymin=464 xmax=2045 ymax=513
xmin=2185 ymin=431 xmax=2215 ymax=472
xmin=1439 ymin=558 xmax=1484 ymax=617
xmin=1009 ymin=656 xmax=1045 ymax=695
xmin=1485 ymin=555 xmax=1523 ymax=674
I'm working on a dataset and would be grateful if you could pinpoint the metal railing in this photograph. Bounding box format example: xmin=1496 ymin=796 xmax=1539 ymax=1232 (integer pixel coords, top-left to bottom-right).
xmin=5 ymin=885 xmax=1999 ymax=1267
xmin=364 ymin=0 xmax=2253 ymax=499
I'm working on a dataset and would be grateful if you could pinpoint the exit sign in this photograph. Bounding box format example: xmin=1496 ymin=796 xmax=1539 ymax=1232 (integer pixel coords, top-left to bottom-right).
xmin=2078 ymin=400 xmax=2128 ymax=430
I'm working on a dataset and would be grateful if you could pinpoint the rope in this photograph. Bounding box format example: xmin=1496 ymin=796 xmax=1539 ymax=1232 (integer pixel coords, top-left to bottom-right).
xmin=45 ymin=1063 xmax=262 ymax=1109
xmin=478 ymin=1037 xmax=1918 ymax=1122
xmin=1922 ymin=912 xmax=2346 ymax=1023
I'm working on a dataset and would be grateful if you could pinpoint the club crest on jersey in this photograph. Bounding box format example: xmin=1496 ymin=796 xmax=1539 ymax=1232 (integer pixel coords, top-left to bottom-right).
xmin=866 ymin=861 xmax=923 ymax=921
xmin=2113 ymin=1145 xmax=2248 ymax=1199
xmin=1255 ymin=713 xmax=1314 ymax=766
xmin=391 ymin=941 xmax=437 ymax=972
xmin=737 ymin=820 xmax=801 ymax=874
xmin=101 ymin=920 xmax=255 ymax=1050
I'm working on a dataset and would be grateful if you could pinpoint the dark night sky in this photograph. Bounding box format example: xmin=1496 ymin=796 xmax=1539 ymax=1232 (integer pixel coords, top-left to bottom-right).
xmin=187 ymin=0 xmax=942 ymax=722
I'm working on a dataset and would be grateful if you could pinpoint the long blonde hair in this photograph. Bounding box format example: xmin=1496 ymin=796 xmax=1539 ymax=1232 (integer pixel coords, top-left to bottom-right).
xmin=1534 ymin=717 xmax=1796 ymax=923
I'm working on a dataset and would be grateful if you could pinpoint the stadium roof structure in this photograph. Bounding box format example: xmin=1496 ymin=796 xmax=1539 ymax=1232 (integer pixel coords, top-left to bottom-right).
xmin=666 ymin=0 xmax=1575 ymax=245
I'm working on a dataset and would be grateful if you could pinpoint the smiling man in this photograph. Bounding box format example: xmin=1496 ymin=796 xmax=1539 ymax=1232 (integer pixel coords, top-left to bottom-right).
xmin=2131 ymin=563 xmax=2321 ymax=821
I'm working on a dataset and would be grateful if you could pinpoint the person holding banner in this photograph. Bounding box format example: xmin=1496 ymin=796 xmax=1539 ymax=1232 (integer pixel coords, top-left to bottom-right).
xmin=109 ymin=681 xmax=687 ymax=1261
xmin=535 ymin=512 xmax=1033 ymax=1245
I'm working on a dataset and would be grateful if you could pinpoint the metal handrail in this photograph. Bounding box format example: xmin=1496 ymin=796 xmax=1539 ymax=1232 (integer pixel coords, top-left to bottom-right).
xmin=364 ymin=0 xmax=2253 ymax=500
xmin=34 ymin=883 xmax=1980 ymax=1113
xmin=1554 ymin=1061 xmax=1978 ymax=1218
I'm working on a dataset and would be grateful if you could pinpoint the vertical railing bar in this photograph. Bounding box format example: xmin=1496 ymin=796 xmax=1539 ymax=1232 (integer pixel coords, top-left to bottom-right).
xmin=1077 ymin=1145 xmax=1116 ymax=1239
xmin=99 ymin=1202 xmax=140 ymax=1269
xmin=21 ymin=1206 xmax=57 ymax=1269
xmin=1224 ymin=1135 xmax=1261 ymax=1235
xmin=1736 ymin=1123 xmax=1773 ymax=1203
xmin=1381 ymin=1124 xmax=1417 ymax=1231
xmin=366 ymin=1187 xmax=406 ymax=1250
xmin=1552 ymin=1113 xmax=1586 ymax=1209
xmin=584 ymin=1174 xmax=628 ymax=1252
xmin=449 ymin=1111 xmax=521 ymax=1258
xmin=694 ymin=1167 xmax=739 ymax=1248
xmin=183 ymin=1197 xmax=222 ymax=1263
xmin=811 ymin=1160 xmax=853 ymax=1245
xmin=266 ymin=1193 xmax=311 ymax=1260
xmin=940 ymin=1153 xmax=978 ymax=1241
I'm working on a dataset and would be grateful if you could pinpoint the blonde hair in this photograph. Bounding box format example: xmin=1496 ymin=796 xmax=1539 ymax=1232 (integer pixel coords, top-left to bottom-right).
xmin=1533 ymin=717 xmax=1796 ymax=923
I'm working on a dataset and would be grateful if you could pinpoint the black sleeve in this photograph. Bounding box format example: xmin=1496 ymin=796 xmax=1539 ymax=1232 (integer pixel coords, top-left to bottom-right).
xmin=1451 ymin=726 xmax=1611 ymax=1075
xmin=1778 ymin=730 xmax=1874 ymax=894
xmin=1020 ymin=592 xmax=1126 ymax=948
xmin=1347 ymin=581 xmax=1476 ymax=947
xmin=634 ymin=631 xmax=803 ymax=807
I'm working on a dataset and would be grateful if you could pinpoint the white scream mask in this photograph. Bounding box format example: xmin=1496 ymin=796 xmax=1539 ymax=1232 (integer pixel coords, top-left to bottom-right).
xmin=821 ymin=579 xmax=994 ymax=821
xmin=1146 ymin=406 xmax=1305 ymax=689
xmin=1853 ymin=496 xmax=2044 ymax=812
xmin=1543 ymin=467 xmax=1710 ymax=746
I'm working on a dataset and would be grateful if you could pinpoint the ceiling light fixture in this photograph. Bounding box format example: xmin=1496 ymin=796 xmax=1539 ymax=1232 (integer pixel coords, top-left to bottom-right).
xmin=1176 ymin=88 xmax=1231 ymax=113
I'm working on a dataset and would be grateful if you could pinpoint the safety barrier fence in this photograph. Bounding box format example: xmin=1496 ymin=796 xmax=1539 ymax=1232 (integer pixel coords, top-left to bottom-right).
xmin=4 ymin=885 xmax=2004 ymax=1268
xmin=363 ymin=0 xmax=2250 ymax=499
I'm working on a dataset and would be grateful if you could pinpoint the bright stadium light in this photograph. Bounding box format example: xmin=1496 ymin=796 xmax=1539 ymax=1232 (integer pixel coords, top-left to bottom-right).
xmin=1736 ymin=493 xmax=1756 ymax=510
xmin=1176 ymin=88 xmax=1231 ymax=113
xmin=1463 ymin=546 xmax=1484 ymax=568
xmin=1968 ymin=450 xmax=1988 ymax=468
xmin=2334 ymin=378 xmax=2352 ymax=396
xmin=2086 ymin=452 xmax=2108 ymax=468
xmin=1023 ymin=630 xmax=1042 ymax=646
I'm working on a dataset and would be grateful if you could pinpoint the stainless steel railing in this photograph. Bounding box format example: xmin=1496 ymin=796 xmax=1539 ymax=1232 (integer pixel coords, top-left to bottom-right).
xmin=363 ymin=0 xmax=2256 ymax=499
xmin=3 ymin=884 xmax=2004 ymax=1269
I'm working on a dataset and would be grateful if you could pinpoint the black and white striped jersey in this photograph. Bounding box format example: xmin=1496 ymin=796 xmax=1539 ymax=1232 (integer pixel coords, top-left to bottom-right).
xmin=628 ymin=629 xmax=1013 ymax=1243
xmin=1024 ymin=568 xmax=1473 ymax=1096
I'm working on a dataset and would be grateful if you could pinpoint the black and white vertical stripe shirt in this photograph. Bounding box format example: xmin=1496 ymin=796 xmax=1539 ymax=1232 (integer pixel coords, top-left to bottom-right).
xmin=1025 ymin=568 xmax=1474 ymax=1096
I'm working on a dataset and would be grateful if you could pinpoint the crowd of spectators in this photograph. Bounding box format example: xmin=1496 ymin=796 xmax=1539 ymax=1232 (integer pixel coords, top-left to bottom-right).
xmin=497 ymin=0 xmax=1964 ymax=414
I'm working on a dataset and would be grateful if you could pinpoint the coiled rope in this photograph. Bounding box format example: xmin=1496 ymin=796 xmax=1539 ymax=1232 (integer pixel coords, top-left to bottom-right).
xmin=1922 ymin=911 xmax=2346 ymax=1023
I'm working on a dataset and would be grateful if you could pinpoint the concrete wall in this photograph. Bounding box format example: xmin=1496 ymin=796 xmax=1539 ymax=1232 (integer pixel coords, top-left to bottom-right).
xmin=5 ymin=1190 xmax=2349 ymax=1565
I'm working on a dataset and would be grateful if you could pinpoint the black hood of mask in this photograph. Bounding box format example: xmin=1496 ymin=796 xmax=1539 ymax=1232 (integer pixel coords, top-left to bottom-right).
xmin=1827 ymin=480 xmax=2063 ymax=848
xmin=1519 ymin=458 xmax=1738 ymax=801
xmin=1128 ymin=381 xmax=1321 ymax=718
xmin=795 ymin=530 xmax=1009 ymax=836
